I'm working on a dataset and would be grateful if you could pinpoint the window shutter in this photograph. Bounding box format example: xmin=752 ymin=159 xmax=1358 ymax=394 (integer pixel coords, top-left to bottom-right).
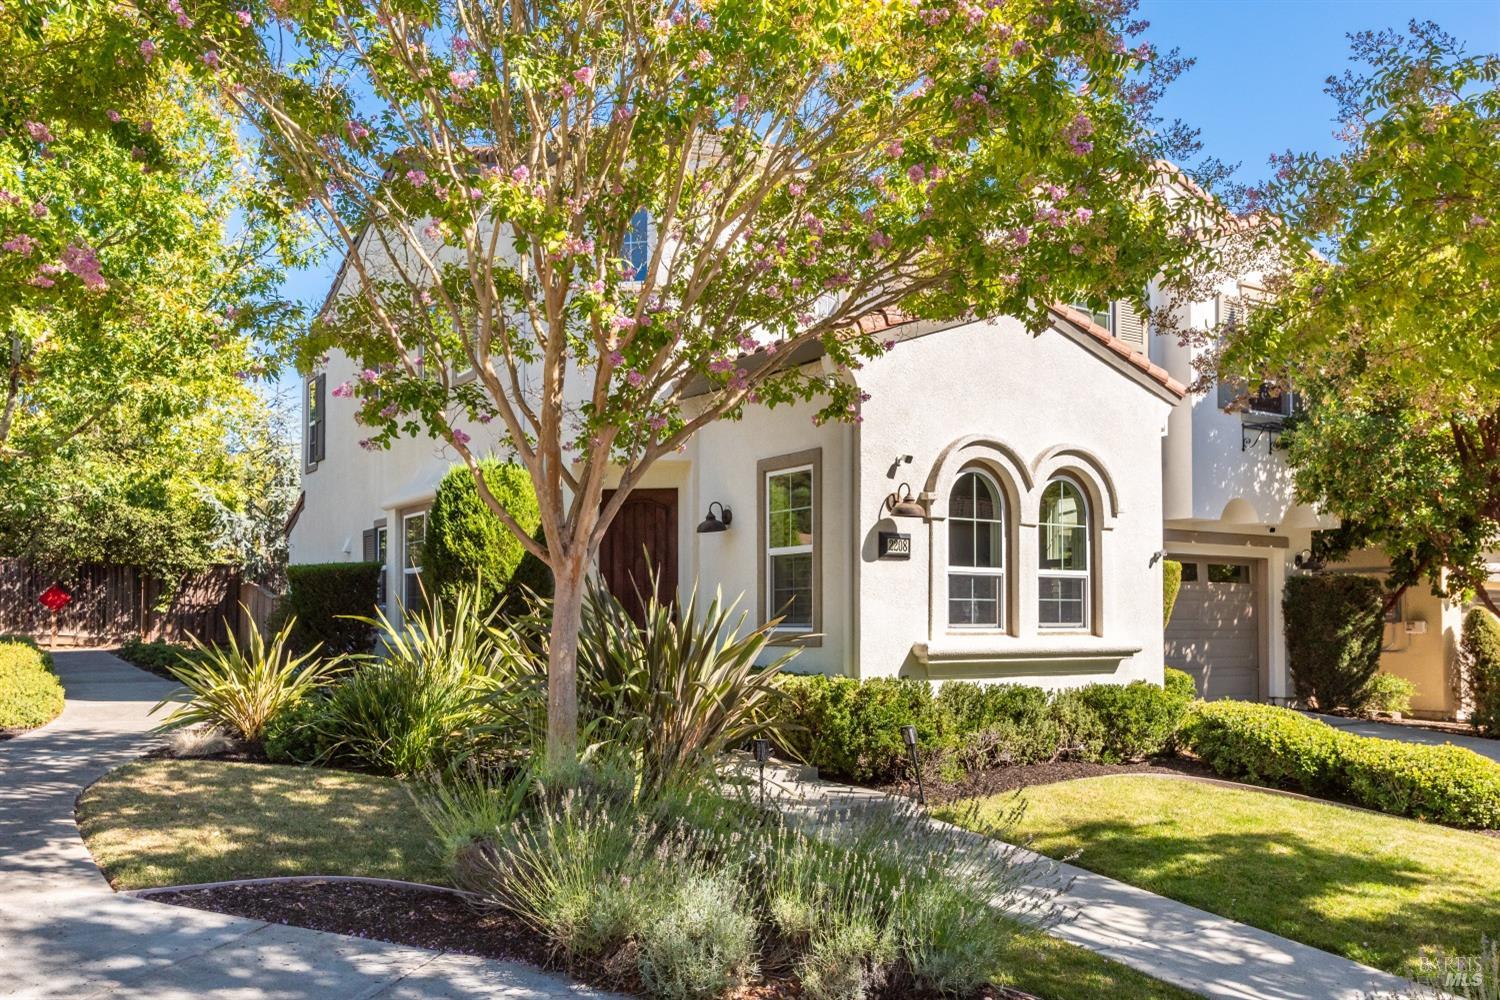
xmin=362 ymin=528 xmax=377 ymax=563
xmin=1114 ymin=299 xmax=1146 ymax=352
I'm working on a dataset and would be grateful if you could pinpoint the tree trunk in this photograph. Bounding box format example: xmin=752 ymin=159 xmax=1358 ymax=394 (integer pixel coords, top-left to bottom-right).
xmin=544 ymin=553 xmax=588 ymax=770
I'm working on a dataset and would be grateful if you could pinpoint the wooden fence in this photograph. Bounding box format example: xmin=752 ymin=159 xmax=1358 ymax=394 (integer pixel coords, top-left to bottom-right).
xmin=0 ymin=560 xmax=245 ymax=647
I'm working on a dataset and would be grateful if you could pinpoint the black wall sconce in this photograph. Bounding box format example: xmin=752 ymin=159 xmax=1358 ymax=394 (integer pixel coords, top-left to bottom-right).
xmin=883 ymin=482 xmax=925 ymax=519
xmin=696 ymin=501 xmax=732 ymax=533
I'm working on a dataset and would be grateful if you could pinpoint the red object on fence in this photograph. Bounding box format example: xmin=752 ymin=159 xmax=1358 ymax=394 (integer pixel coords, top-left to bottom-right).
xmin=38 ymin=584 xmax=73 ymax=611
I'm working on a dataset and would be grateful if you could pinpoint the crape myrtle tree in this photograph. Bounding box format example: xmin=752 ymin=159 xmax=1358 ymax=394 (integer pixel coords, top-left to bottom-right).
xmin=1217 ymin=23 xmax=1500 ymax=614
xmin=144 ymin=0 xmax=1207 ymax=763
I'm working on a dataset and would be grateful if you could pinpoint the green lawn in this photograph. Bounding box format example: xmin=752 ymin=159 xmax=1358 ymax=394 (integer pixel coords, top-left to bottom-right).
xmin=940 ymin=774 xmax=1500 ymax=980
xmin=77 ymin=759 xmax=447 ymax=888
xmin=78 ymin=759 xmax=1197 ymax=999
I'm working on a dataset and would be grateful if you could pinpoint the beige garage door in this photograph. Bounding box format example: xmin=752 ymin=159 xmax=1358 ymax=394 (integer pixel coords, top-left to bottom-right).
xmin=1165 ymin=558 xmax=1259 ymax=701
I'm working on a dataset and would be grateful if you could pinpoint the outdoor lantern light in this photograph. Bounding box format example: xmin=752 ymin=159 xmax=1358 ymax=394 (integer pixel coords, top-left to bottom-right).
xmin=900 ymin=724 xmax=926 ymax=805
xmin=884 ymin=482 xmax=925 ymax=519
xmin=752 ymin=738 xmax=771 ymax=806
xmin=696 ymin=501 xmax=732 ymax=533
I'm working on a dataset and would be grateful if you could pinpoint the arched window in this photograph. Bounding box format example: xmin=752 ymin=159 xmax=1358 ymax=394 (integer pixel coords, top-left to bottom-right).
xmin=1038 ymin=477 xmax=1090 ymax=628
xmin=948 ymin=469 xmax=1005 ymax=628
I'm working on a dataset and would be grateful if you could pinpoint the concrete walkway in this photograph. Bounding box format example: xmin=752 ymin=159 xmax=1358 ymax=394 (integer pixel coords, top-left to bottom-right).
xmin=0 ymin=650 xmax=618 ymax=1000
xmin=775 ymin=773 xmax=1434 ymax=1000
xmin=1305 ymin=711 xmax=1500 ymax=763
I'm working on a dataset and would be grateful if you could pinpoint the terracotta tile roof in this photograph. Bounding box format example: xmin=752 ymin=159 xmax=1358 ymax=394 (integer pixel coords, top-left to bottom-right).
xmin=1046 ymin=303 xmax=1187 ymax=398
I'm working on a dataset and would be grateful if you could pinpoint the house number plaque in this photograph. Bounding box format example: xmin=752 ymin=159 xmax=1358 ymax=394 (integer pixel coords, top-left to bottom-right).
xmin=878 ymin=532 xmax=911 ymax=559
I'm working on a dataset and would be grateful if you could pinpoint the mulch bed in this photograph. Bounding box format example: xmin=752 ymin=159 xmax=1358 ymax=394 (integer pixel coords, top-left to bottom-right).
xmin=878 ymin=756 xmax=1219 ymax=805
xmin=148 ymin=879 xmax=1038 ymax=1000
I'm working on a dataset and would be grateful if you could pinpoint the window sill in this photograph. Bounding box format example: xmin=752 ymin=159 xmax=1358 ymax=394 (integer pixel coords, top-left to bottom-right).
xmin=911 ymin=636 xmax=1141 ymax=679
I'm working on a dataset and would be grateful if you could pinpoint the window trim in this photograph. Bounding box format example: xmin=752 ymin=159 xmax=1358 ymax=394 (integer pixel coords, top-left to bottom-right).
xmin=757 ymin=448 xmax=822 ymax=646
xmin=1068 ymin=300 xmax=1113 ymax=335
xmin=400 ymin=507 xmax=429 ymax=611
xmin=1038 ymin=475 xmax=1091 ymax=631
xmin=946 ymin=468 xmax=1007 ymax=631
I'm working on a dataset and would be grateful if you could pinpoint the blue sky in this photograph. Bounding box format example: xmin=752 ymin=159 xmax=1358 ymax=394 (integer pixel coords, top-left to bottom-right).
xmin=265 ymin=0 xmax=1498 ymax=407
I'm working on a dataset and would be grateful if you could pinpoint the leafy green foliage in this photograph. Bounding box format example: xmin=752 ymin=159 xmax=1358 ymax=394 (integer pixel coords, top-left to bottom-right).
xmin=1163 ymin=667 xmax=1197 ymax=701
xmin=425 ymin=460 xmax=547 ymax=613
xmin=271 ymin=562 xmax=382 ymax=656
xmin=150 ymin=616 xmax=336 ymax=744
xmin=1356 ymin=673 xmax=1416 ymax=718
xmin=1055 ymin=682 xmax=1191 ymax=763
xmin=1162 ymin=559 xmax=1183 ymax=627
xmin=1182 ymin=701 xmax=1500 ymax=829
xmin=575 ymin=579 xmax=797 ymax=788
xmin=117 ymin=638 xmax=204 ymax=679
xmin=778 ymin=676 xmax=939 ymax=784
xmin=0 ymin=640 xmax=64 ymax=731
xmin=1282 ymin=575 xmax=1386 ymax=711
xmin=1460 ymin=608 xmax=1500 ymax=735
xmin=1181 ymin=701 xmax=1346 ymax=794
xmin=785 ymin=675 xmax=1192 ymax=782
xmin=1217 ymin=26 xmax=1500 ymax=609
xmin=0 ymin=10 xmax=305 ymax=584
xmin=316 ymin=588 xmax=538 ymax=777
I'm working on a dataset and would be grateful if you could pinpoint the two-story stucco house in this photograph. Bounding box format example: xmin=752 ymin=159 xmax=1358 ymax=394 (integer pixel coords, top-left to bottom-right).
xmin=288 ymin=216 xmax=1487 ymax=714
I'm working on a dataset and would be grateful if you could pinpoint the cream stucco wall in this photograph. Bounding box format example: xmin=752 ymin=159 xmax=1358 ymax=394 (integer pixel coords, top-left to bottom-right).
xmin=850 ymin=316 xmax=1175 ymax=687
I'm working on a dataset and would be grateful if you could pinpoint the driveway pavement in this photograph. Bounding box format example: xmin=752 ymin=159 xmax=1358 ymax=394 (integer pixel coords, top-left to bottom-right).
xmin=0 ymin=649 xmax=618 ymax=1000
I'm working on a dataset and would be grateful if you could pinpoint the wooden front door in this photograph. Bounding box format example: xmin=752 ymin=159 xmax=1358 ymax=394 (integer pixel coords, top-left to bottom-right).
xmin=598 ymin=488 xmax=678 ymax=624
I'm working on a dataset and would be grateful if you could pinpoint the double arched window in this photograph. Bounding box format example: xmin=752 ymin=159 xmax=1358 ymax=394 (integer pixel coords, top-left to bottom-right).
xmin=947 ymin=470 xmax=1005 ymax=628
xmin=1038 ymin=477 xmax=1090 ymax=628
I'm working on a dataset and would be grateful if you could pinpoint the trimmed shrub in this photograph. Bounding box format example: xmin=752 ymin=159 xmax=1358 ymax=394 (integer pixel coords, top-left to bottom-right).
xmin=1181 ymin=701 xmax=1346 ymax=793
xmin=0 ymin=640 xmax=65 ymax=731
xmin=1182 ymin=700 xmax=1500 ymax=829
xmin=424 ymin=460 xmax=550 ymax=614
xmin=1460 ymin=607 xmax=1500 ymax=735
xmin=263 ymin=693 xmax=334 ymax=764
xmin=779 ymin=675 xmax=939 ymax=784
xmin=1340 ymin=738 xmax=1500 ymax=829
xmin=271 ymin=562 xmax=382 ymax=656
xmin=1163 ymin=666 xmax=1197 ymax=700
xmin=936 ymin=682 xmax=1061 ymax=768
xmin=1283 ymin=574 xmax=1385 ymax=711
xmin=1356 ymin=672 xmax=1416 ymax=718
xmin=1162 ymin=559 xmax=1183 ymax=627
xmin=1066 ymin=681 xmax=1191 ymax=763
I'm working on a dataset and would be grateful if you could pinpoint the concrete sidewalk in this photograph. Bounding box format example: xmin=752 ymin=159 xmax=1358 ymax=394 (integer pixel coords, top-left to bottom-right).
xmin=1304 ymin=711 xmax=1500 ymax=763
xmin=0 ymin=650 xmax=618 ymax=1000
xmin=776 ymin=773 xmax=1432 ymax=1000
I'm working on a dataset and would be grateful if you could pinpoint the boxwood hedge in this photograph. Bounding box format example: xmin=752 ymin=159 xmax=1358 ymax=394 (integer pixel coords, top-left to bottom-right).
xmin=1181 ymin=700 xmax=1500 ymax=829
xmin=0 ymin=640 xmax=65 ymax=732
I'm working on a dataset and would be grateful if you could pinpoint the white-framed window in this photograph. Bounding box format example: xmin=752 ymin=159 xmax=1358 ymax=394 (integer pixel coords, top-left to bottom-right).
xmin=1038 ymin=476 xmax=1090 ymax=629
xmin=948 ymin=469 xmax=1005 ymax=628
xmin=623 ymin=208 xmax=650 ymax=281
xmin=402 ymin=510 xmax=427 ymax=609
xmin=765 ymin=465 xmax=814 ymax=631
xmin=1069 ymin=300 xmax=1113 ymax=334
xmin=374 ymin=524 xmax=389 ymax=607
